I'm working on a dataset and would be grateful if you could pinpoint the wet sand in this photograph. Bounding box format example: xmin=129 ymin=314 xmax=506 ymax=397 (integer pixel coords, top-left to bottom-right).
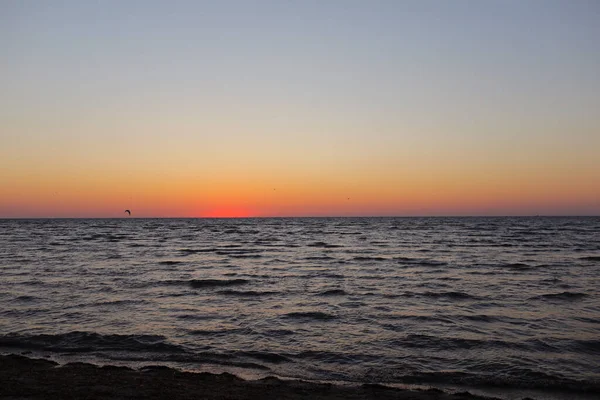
xmin=0 ymin=354 xmax=501 ymax=400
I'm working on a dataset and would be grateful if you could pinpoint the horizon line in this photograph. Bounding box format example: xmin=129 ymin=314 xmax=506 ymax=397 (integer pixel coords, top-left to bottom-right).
xmin=1 ymin=215 xmax=599 ymax=220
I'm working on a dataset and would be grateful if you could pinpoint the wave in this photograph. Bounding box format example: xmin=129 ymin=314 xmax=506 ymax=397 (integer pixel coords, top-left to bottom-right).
xmin=317 ymin=289 xmax=347 ymax=296
xmin=188 ymin=327 xmax=254 ymax=336
xmin=189 ymin=279 xmax=249 ymax=288
xmin=13 ymin=295 xmax=38 ymax=302
xmin=563 ymin=338 xmax=600 ymax=354
xmin=217 ymin=289 xmax=279 ymax=297
xmin=80 ymin=234 xmax=130 ymax=242
xmin=215 ymin=249 xmax=263 ymax=255
xmin=379 ymin=334 xmax=598 ymax=357
xmin=386 ymin=334 xmax=519 ymax=352
xmin=225 ymin=254 xmax=263 ymax=259
xmin=0 ymin=331 xmax=185 ymax=353
xmin=231 ymin=229 xmax=260 ymax=235
xmin=264 ymin=329 xmax=295 ymax=336
xmin=502 ymin=262 xmax=534 ymax=270
xmin=394 ymin=257 xmax=447 ymax=266
xmin=283 ymin=311 xmax=337 ymax=321
xmin=102 ymin=350 xmax=271 ymax=371
xmin=176 ymin=314 xmax=219 ymax=320
xmin=294 ymin=349 xmax=381 ymax=363
xmin=94 ymin=299 xmax=148 ymax=306
xmin=387 ymin=369 xmax=600 ymax=393
xmin=305 ymin=272 xmax=345 ymax=279
xmin=179 ymin=246 xmax=263 ymax=255
xmin=381 ymin=315 xmax=454 ymax=324
xmin=421 ymin=291 xmax=479 ymax=300
xmin=386 ymin=291 xmax=479 ymax=300
xmin=530 ymin=292 xmax=588 ymax=300
xmin=457 ymin=314 xmax=501 ymax=323
xmin=574 ymin=316 xmax=600 ymax=325
xmin=179 ymin=248 xmax=217 ymax=255
xmin=353 ymin=256 xmax=389 ymax=262
xmin=240 ymin=351 xmax=291 ymax=363
xmin=158 ymin=260 xmax=184 ymax=265
xmin=307 ymin=241 xmax=343 ymax=248
xmin=580 ymin=256 xmax=600 ymax=261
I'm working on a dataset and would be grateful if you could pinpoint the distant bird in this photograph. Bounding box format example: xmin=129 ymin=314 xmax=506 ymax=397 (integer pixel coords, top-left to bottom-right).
xmin=124 ymin=210 xmax=131 ymax=216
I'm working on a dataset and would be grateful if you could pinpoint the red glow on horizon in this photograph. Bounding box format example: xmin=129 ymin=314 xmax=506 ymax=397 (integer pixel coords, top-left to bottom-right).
xmin=200 ymin=206 xmax=255 ymax=218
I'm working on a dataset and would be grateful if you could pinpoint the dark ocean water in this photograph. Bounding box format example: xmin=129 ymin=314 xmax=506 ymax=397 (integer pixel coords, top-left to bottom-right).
xmin=1 ymin=217 xmax=599 ymax=399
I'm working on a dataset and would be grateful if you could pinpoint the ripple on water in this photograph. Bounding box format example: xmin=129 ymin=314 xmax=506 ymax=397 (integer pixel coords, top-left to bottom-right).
xmin=1 ymin=217 xmax=599 ymax=396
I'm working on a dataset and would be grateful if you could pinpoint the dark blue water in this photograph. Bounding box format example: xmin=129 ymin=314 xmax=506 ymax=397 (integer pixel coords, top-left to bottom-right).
xmin=1 ymin=217 xmax=599 ymax=399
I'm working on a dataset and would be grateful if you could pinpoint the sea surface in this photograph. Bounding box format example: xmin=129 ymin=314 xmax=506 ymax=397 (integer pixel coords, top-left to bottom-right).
xmin=1 ymin=217 xmax=599 ymax=399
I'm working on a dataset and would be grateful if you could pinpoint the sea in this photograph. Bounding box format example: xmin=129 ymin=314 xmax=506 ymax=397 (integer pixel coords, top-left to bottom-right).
xmin=1 ymin=217 xmax=599 ymax=399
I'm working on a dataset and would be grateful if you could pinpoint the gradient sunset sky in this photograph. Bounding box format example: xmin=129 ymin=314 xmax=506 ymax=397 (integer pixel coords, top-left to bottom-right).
xmin=1 ymin=0 xmax=599 ymax=218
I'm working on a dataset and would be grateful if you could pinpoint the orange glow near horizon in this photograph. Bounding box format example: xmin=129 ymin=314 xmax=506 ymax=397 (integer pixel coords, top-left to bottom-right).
xmin=2 ymin=172 xmax=598 ymax=218
xmin=1 ymin=137 xmax=599 ymax=218
xmin=201 ymin=206 xmax=255 ymax=218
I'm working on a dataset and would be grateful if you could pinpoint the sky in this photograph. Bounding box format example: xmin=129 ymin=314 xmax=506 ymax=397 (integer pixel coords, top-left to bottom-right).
xmin=1 ymin=0 xmax=599 ymax=217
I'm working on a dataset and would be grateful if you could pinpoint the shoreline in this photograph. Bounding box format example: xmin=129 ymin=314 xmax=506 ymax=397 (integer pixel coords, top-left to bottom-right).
xmin=0 ymin=354 xmax=502 ymax=400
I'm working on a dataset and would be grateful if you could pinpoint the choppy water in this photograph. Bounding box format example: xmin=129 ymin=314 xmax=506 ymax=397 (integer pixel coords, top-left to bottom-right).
xmin=1 ymin=217 xmax=599 ymax=399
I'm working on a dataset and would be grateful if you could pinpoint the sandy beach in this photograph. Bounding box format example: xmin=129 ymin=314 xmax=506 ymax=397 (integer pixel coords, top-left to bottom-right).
xmin=0 ymin=354 xmax=502 ymax=400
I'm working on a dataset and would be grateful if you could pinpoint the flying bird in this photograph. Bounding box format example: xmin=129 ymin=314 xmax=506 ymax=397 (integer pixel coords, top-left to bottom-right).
xmin=124 ymin=209 xmax=131 ymax=216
